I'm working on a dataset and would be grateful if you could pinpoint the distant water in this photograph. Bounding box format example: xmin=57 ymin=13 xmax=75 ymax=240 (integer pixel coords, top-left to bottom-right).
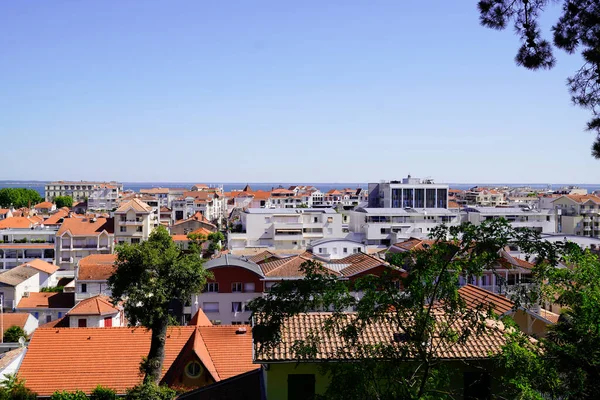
xmin=1 ymin=181 xmax=599 ymax=198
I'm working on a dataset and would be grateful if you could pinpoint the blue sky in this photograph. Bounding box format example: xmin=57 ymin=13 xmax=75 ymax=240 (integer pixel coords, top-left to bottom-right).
xmin=0 ymin=1 xmax=595 ymax=184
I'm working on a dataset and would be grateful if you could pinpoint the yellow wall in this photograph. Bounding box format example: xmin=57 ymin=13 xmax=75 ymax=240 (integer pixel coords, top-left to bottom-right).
xmin=265 ymin=363 xmax=330 ymax=399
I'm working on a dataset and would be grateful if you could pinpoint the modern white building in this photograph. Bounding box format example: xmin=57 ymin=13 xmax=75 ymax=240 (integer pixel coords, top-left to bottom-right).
xmin=368 ymin=176 xmax=448 ymax=209
xmin=551 ymin=195 xmax=600 ymax=238
xmin=464 ymin=206 xmax=556 ymax=234
xmin=307 ymin=238 xmax=366 ymax=260
xmin=45 ymin=181 xmax=123 ymax=202
xmin=228 ymin=208 xmax=344 ymax=250
xmin=349 ymin=207 xmax=461 ymax=246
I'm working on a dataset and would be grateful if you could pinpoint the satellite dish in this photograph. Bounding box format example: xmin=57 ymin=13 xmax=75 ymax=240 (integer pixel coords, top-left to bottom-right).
xmin=18 ymin=337 xmax=26 ymax=347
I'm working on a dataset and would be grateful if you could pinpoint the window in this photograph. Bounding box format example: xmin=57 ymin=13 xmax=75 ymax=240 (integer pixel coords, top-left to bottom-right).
xmin=353 ymin=247 xmax=360 ymax=254
xmin=58 ymin=312 xmax=63 ymax=318
xmin=120 ymin=226 xmax=126 ymax=232
xmin=232 ymin=282 xmax=242 ymax=292
xmin=136 ymin=226 xmax=143 ymax=232
xmin=319 ymin=248 xmax=325 ymax=254
xmin=343 ymin=247 xmax=348 ymax=254
xmin=46 ymin=315 xmax=52 ymax=323
xmin=288 ymin=374 xmax=315 ymax=400
xmin=244 ymin=282 xmax=255 ymax=293
xmin=78 ymin=319 xmax=87 ymax=328
xmin=131 ymin=238 xmax=140 ymax=244
xmin=104 ymin=317 xmax=112 ymax=327
xmin=205 ymin=283 xmax=219 ymax=293
xmin=81 ymin=283 xmax=87 ymax=293
xmin=185 ymin=361 xmax=203 ymax=379
xmin=231 ymin=321 xmax=243 ymax=325
xmin=313 ymin=217 xmax=318 ymax=223
xmin=33 ymin=312 xmax=39 ymax=319
xmin=232 ymin=302 xmax=242 ymax=313
xmin=202 ymin=302 xmax=219 ymax=313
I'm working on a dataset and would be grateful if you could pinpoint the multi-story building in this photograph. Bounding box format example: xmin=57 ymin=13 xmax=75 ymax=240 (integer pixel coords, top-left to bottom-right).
xmin=464 ymin=206 xmax=556 ymax=234
xmin=74 ymin=254 xmax=115 ymax=302
xmin=228 ymin=208 xmax=344 ymax=250
xmin=464 ymin=188 xmax=507 ymax=206
xmin=113 ymin=199 xmax=157 ymax=245
xmin=55 ymin=216 xmax=114 ymax=270
xmin=44 ymin=181 xmax=123 ymax=202
xmin=368 ymin=176 xmax=449 ymax=209
xmin=349 ymin=207 xmax=461 ymax=246
xmin=191 ymin=251 xmax=396 ymax=324
xmin=0 ymin=222 xmax=57 ymax=270
xmin=87 ymin=184 xmax=121 ymax=211
xmin=552 ymin=194 xmax=600 ymax=238
xmin=171 ymin=190 xmax=226 ymax=223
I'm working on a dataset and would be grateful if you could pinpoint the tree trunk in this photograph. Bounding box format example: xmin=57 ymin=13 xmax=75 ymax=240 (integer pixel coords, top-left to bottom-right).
xmin=144 ymin=316 xmax=169 ymax=383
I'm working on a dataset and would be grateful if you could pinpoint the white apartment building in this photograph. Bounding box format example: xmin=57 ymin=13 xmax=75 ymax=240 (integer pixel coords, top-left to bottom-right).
xmin=349 ymin=207 xmax=461 ymax=246
xmin=552 ymin=195 xmax=600 ymax=238
xmin=113 ymin=199 xmax=157 ymax=245
xmin=0 ymin=226 xmax=57 ymax=270
xmin=307 ymin=238 xmax=366 ymax=260
xmin=87 ymin=185 xmax=121 ymax=211
xmin=45 ymin=181 xmax=123 ymax=202
xmin=464 ymin=206 xmax=556 ymax=234
xmin=171 ymin=191 xmax=226 ymax=223
xmin=55 ymin=217 xmax=114 ymax=270
xmin=228 ymin=208 xmax=344 ymax=250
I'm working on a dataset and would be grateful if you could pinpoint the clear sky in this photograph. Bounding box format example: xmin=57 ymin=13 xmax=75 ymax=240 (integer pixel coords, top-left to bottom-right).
xmin=0 ymin=1 xmax=596 ymax=184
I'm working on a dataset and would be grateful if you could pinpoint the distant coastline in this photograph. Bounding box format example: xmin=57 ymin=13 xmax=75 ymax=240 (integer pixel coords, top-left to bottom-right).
xmin=1 ymin=181 xmax=599 ymax=198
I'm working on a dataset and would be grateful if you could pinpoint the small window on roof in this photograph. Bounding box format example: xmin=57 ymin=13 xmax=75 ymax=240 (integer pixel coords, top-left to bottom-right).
xmin=185 ymin=361 xmax=203 ymax=379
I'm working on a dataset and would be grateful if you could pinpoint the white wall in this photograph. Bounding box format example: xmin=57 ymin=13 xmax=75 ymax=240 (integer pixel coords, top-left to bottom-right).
xmin=13 ymin=275 xmax=40 ymax=310
xmin=311 ymin=240 xmax=365 ymax=259
xmin=191 ymin=292 xmax=262 ymax=325
xmin=68 ymin=312 xmax=121 ymax=328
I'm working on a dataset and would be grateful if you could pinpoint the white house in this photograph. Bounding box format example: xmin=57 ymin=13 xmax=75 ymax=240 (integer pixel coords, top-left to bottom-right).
xmin=19 ymin=259 xmax=59 ymax=288
xmin=0 ymin=265 xmax=40 ymax=310
xmin=307 ymin=238 xmax=366 ymax=260
xmin=66 ymin=295 xmax=123 ymax=328
xmin=55 ymin=216 xmax=114 ymax=270
xmin=75 ymin=254 xmax=115 ymax=302
xmin=16 ymin=292 xmax=75 ymax=325
xmin=228 ymin=208 xmax=345 ymax=250
xmin=464 ymin=206 xmax=556 ymax=234
xmin=113 ymin=199 xmax=157 ymax=245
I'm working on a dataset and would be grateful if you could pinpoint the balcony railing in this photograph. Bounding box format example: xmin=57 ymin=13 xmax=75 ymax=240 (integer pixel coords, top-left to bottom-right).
xmin=121 ymin=220 xmax=144 ymax=225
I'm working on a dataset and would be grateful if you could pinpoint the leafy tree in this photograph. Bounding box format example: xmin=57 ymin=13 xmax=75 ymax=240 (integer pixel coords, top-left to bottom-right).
xmin=90 ymin=386 xmax=117 ymax=400
xmin=207 ymin=232 xmax=225 ymax=255
xmin=3 ymin=326 xmax=26 ymax=343
xmin=108 ymin=226 xmax=210 ymax=383
xmin=124 ymin=382 xmax=175 ymax=400
xmin=250 ymin=219 xmax=551 ymax=399
xmin=50 ymin=391 xmax=88 ymax=400
xmin=0 ymin=188 xmax=42 ymax=209
xmin=496 ymin=245 xmax=600 ymax=399
xmin=54 ymin=196 xmax=73 ymax=208
xmin=0 ymin=374 xmax=36 ymax=399
xmin=477 ymin=0 xmax=600 ymax=157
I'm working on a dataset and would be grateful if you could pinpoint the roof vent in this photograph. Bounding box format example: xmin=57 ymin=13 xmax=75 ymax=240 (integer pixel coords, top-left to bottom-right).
xmin=236 ymin=327 xmax=247 ymax=334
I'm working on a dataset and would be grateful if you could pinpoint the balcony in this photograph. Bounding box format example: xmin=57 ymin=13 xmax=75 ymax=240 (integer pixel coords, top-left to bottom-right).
xmin=60 ymin=257 xmax=73 ymax=263
xmin=121 ymin=220 xmax=144 ymax=225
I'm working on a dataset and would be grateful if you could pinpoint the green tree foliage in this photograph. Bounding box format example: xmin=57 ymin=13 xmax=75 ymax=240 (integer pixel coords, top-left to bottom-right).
xmin=50 ymin=391 xmax=88 ymax=400
xmin=478 ymin=0 xmax=600 ymax=157
xmin=0 ymin=188 xmax=42 ymax=209
xmin=108 ymin=226 xmax=210 ymax=383
xmin=250 ymin=219 xmax=551 ymax=399
xmin=89 ymin=386 xmax=117 ymax=400
xmin=496 ymin=245 xmax=600 ymax=398
xmin=207 ymin=232 xmax=225 ymax=255
xmin=3 ymin=326 xmax=26 ymax=343
xmin=124 ymin=382 xmax=175 ymax=400
xmin=54 ymin=196 xmax=73 ymax=208
xmin=0 ymin=374 xmax=36 ymax=399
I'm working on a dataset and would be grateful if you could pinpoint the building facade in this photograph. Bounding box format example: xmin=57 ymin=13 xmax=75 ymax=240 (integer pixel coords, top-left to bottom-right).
xmin=45 ymin=181 xmax=123 ymax=202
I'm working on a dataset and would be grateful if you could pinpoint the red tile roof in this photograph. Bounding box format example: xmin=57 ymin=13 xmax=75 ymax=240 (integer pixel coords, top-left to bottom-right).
xmin=114 ymin=198 xmax=153 ymax=213
xmin=16 ymin=292 xmax=75 ymax=310
xmin=67 ymin=295 xmax=120 ymax=316
xmin=196 ymin=326 xmax=256 ymax=381
xmin=0 ymin=217 xmax=39 ymax=229
xmin=42 ymin=209 xmax=69 ymax=225
xmin=18 ymin=326 xmax=195 ymax=395
xmin=254 ymin=311 xmax=509 ymax=362
xmin=57 ymin=217 xmax=114 ymax=236
xmin=78 ymin=254 xmax=116 ymax=281
xmin=1 ymin=313 xmax=30 ymax=333
xmin=457 ymin=285 xmax=513 ymax=315
xmin=19 ymin=259 xmax=59 ymax=275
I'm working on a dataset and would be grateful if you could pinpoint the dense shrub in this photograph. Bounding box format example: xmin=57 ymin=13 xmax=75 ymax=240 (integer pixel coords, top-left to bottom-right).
xmin=3 ymin=326 xmax=26 ymax=343
xmin=50 ymin=390 xmax=88 ymax=400
xmin=90 ymin=386 xmax=117 ymax=400
xmin=125 ymin=382 xmax=175 ymax=400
